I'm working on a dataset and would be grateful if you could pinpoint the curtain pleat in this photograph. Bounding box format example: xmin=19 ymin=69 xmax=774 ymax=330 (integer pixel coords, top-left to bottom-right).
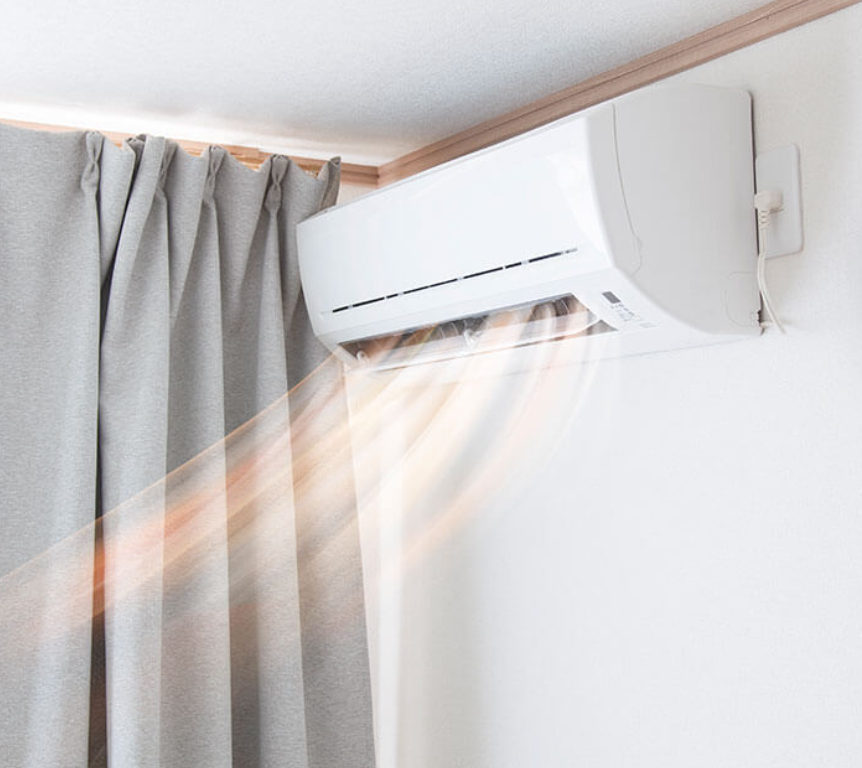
xmin=0 ymin=124 xmax=375 ymax=768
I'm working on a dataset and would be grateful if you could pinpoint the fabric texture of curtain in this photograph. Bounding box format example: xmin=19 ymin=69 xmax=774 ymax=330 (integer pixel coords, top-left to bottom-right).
xmin=0 ymin=124 xmax=375 ymax=768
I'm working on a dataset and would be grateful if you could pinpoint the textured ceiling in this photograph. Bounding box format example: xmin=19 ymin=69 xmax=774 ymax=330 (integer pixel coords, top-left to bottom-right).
xmin=1 ymin=0 xmax=766 ymax=163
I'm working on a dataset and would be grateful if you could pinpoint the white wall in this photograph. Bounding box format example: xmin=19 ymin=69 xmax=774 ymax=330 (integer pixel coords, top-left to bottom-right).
xmin=350 ymin=7 xmax=862 ymax=767
xmin=337 ymin=181 xmax=372 ymax=204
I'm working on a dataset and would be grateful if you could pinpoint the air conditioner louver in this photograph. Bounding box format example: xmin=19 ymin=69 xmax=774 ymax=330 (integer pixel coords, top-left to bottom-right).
xmin=342 ymin=294 xmax=614 ymax=370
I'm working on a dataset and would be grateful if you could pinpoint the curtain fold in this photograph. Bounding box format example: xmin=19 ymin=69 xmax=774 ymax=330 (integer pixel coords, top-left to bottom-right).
xmin=0 ymin=123 xmax=375 ymax=768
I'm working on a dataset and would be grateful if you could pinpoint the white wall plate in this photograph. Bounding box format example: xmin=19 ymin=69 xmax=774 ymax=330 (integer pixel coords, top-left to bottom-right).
xmin=755 ymin=144 xmax=804 ymax=258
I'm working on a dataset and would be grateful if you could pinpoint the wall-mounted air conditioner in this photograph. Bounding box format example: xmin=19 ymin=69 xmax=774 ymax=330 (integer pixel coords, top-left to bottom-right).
xmin=297 ymin=84 xmax=759 ymax=370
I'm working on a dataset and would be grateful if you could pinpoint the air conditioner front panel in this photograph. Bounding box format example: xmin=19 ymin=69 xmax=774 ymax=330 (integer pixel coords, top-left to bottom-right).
xmin=298 ymin=102 xmax=637 ymax=342
xmin=297 ymin=84 xmax=761 ymax=369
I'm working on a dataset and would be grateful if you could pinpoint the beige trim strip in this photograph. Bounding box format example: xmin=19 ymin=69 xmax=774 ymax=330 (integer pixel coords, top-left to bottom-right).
xmin=0 ymin=118 xmax=380 ymax=187
xmin=378 ymin=0 xmax=861 ymax=185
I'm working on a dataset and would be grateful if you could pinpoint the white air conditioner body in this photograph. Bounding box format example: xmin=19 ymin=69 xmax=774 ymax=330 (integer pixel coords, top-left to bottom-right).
xmin=297 ymin=85 xmax=760 ymax=370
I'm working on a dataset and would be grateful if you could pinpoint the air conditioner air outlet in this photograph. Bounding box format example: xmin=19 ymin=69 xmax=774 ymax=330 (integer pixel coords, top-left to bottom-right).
xmin=339 ymin=293 xmax=616 ymax=370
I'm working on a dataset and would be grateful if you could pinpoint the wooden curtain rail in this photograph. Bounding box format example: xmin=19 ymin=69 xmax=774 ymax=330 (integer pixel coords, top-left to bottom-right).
xmin=0 ymin=118 xmax=380 ymax=187
xmin=2 ymin=0 xmax=858 ymax=190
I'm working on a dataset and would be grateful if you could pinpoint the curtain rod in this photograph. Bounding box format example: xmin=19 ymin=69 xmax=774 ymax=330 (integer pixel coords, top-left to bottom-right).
xmin=0 ymin=118 xmax=380 ymax=187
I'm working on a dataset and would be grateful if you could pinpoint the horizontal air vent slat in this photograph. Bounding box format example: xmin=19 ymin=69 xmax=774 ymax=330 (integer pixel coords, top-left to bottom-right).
xmin=341 ymin=293 xmax=615 ymax=370
xmin=329 ymin=247 xmax=577 ymax=315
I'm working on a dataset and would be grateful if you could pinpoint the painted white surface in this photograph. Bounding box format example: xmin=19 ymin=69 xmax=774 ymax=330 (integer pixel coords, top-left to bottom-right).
xmin=0 ymin=0 xmax=766 ymax=162
xmin=351 ymin=6 xmax=862 ymax=767
xmin=337 ymin=182 xmax=372 ymax=205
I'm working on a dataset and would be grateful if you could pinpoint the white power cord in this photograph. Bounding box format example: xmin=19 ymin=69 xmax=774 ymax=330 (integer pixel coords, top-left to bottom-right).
xmin=754 ymin=189 xmax=786 ymax=334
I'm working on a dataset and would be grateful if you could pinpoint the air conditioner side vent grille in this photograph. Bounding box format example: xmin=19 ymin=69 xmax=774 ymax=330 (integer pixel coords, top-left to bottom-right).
xmin=329 ymin=247 xmax=577 ymax=314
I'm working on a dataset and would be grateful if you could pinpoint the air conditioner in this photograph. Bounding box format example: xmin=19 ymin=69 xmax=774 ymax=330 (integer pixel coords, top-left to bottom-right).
xmin=297 ymin=84 xmax=760 ymax=371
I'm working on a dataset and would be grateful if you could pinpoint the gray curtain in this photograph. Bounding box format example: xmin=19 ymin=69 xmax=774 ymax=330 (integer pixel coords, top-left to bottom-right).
xmin=0 ymin=124 xmax=375 ymax=768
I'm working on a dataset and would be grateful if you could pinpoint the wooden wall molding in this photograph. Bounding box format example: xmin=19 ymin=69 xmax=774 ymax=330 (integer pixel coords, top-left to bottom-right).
xmin=0 ymin=118 xmax=380 ymax=187
xmin=2 ymin=0 xmax=858 ymax=189
xmin=378 ymin=0 xmax=861 ymax=185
